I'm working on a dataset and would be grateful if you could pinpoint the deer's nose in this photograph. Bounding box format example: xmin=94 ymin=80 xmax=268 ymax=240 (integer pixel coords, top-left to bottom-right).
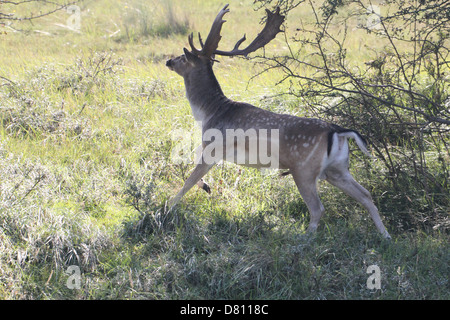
xmin=166 ymin=59 xmax=172 ymax=67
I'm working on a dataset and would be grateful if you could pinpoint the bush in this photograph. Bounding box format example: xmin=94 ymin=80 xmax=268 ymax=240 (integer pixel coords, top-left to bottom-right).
xmin=253 ymin=0 xmax=449 ymax=234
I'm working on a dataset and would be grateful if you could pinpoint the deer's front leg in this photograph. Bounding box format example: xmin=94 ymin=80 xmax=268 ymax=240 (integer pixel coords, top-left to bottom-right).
xmin=168 ymin=157 xmax=214 ymax=210
xmin=197 ymin=178 xmax=211 ymax=194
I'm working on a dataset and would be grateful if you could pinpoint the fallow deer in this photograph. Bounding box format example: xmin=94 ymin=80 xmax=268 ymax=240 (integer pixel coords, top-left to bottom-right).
xmin=165 ymin=4 xmax=391 ymax=239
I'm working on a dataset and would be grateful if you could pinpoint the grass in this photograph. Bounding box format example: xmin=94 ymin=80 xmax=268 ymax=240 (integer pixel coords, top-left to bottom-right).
xmin=0 ymin=0 xmax=448 ymax=300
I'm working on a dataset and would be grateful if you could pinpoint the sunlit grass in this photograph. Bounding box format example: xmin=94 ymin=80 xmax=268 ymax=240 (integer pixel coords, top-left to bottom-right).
xmin=0 ymin=0 xmax=448 ymax=300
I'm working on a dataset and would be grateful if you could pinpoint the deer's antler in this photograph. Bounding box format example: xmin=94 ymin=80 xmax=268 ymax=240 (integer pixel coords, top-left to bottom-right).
xmin=214 ymin=7 xmax=284 ymax=57
xmin=188 ymin=4 xmax=230 ymax=57
xmin=188 ymin=4 xmax=285 ymax=59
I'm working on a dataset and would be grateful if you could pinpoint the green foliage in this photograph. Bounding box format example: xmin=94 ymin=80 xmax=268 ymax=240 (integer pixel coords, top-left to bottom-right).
xmin=116 ymin=0 xmax=189 ymax=42
xmin=0 ymin=0 xmax=448 ymax=300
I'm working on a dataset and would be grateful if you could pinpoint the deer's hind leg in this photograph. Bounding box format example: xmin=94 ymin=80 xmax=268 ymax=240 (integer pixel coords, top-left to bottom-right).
xmin=291 ymin=168 xmax=325 ymax=233
xmin=325 ymin=165 xmax=391 ymax=239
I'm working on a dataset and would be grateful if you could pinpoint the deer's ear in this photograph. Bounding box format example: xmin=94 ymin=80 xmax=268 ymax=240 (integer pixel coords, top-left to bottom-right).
xmin=183 ymin=48 xmax=199 ymax=63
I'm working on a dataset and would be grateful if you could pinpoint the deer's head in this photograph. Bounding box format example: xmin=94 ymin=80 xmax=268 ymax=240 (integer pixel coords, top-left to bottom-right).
xmin=166 ymin=4 xmax=285 ymax=79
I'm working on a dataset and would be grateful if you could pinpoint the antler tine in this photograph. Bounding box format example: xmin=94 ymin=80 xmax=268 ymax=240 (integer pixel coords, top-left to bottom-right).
xmin=188 ymin=32 xmax=202 ymax=55
xmin=198 ymin=32 xmax=204 ymax=48
xmin=214 ymin=7 xmax=285 ymax=57
xmin=187 ymin=4 xmax=230 ymax=58
xmin=201 ymin=4 xmax=230 ymax=57
xmin=188 ymin=32 xmax=205 ymax=55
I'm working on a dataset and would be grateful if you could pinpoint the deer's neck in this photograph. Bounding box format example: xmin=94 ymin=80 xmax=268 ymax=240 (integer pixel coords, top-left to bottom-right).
xmin=184 ymin=65 xmax=228 ymax=124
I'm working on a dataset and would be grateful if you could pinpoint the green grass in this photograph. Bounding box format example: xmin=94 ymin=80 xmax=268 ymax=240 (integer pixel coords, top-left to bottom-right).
xmin=0 ymin=0 xmax=448 ymax=300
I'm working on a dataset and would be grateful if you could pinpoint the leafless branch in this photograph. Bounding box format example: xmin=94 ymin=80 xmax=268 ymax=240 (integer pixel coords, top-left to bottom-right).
xmin=0 ymin=0 xmax=81 ymax=22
